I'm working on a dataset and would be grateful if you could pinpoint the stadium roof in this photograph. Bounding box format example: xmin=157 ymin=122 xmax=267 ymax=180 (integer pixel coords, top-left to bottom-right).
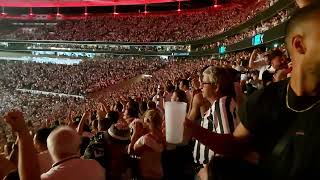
xmin=0 ymin=0 xmax=190 ymax=7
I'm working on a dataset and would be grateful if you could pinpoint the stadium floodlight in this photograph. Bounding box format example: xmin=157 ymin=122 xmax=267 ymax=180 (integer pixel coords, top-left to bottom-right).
xmin=29 ymin=7 xmax=33 ymax=16
xmin=1 ymin=6 xmax=6 ymax=15
xmin=84 ymin=6 xmax=88 ymax=16
xmin=56 ymin=7 xmax=61 ymax=16
xmin=213 ymin=0 xmax=218 ymax=7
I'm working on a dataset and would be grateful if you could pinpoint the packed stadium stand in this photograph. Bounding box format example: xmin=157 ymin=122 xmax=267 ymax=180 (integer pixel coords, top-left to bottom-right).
xmin=1 ymin=0 xmax=320 ymax=180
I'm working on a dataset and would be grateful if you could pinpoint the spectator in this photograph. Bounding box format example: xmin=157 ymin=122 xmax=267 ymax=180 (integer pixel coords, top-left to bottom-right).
xmin=133 ymin=110 xmax=165 ymax=180
xmin=185 ymin=5 xmax=320 ymax=179
xmin=179 ymin=79 xmax=191 ymax=102
xmin=33 ymin=128 xmax=53 ymax=174
xmin=42 ymin=126 xmax=105 ymax=180
xmin=188 ymin=66 xmax=239 ymax=177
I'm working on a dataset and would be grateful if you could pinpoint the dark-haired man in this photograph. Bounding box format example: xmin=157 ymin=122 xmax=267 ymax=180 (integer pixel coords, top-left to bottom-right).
xmin=186 ymin=3 xmax=320 ymax=179
xmin=179 ymin=79 xmax=192 ymax=104
xmin=33 ymin=128 xmax=53 ymax=174
xmin=249 ymin=49 xmax=287 ymax=80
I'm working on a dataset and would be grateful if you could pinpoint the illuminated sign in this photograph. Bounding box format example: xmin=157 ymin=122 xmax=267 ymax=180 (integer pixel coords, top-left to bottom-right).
xmin=219 ymin=46 xmax=226 ymax=54
xmin=252 ymin=34 xmax=264 ymax=46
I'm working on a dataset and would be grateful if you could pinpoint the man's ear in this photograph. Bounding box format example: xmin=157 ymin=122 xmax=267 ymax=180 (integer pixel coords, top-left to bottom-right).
xmin=215 ymin=84 xmax=220 ymax=95
xmin=292 ymin=35 xmax=306 ymax=55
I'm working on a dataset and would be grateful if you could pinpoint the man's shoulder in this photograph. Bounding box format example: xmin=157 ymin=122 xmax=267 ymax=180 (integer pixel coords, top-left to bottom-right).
xmin=213 ymin=96 xmax=237 ymax=107
xmin=246 ymin=80 xmax=288 ymax=106
xmin=239 ymin=80 xmax=289 ymax=135
xmin=193 ymin=93 xmax=204 ymax=105
xmin=41 ymin=159 xmax=104 ymax=180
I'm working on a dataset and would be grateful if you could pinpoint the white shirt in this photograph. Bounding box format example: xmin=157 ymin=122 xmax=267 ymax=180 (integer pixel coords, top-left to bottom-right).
xmin=41 ymin=157 xmax=105 ymax=180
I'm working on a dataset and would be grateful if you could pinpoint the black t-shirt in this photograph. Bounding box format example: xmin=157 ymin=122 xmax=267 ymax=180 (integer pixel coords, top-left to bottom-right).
xmin=239 ymin=79 xmax=320 ymax=179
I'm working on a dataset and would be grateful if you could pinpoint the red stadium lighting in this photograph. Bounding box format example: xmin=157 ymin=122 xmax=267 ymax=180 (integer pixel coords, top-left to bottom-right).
xmin=177 ymin=8 xmax=181 ymax=12
xmin=84 ymin=12 xmax=88 ymax=16
xmin=213 ymin=4 xmax=218 ymax=7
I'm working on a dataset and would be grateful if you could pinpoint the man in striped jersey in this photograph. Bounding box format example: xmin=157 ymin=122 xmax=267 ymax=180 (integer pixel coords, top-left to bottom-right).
xmin=192 ymin=66 xmax=240 ymax=169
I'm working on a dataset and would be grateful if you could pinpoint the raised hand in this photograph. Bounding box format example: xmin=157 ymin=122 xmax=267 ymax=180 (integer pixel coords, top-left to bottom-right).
xmin=3 ymin=110 xmax=27 ymax=134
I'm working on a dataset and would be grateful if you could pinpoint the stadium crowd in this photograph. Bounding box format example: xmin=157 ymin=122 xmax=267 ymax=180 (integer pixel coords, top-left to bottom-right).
xmin=0 ymin=41 xmax=300 ymax=180
xmin=23 ymin=43 xmax=190 ymax=53
xmin=0 ymin=57 xmax=165 ymax=95
xmin=0 ymin=0 xmax=273 ymax=42
xmin=197 ymin=7 xmax=293 ymax=51
xmin=1 ymin=0 xmax=320 ymax=180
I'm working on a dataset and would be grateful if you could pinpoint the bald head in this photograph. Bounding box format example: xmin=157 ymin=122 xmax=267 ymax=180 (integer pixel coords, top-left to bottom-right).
xmin=47 ymin=126 xmax=81 ymax=163
xmin=285 ymin=3 xmax=320 ymax=81
xmin=296 ymin=0 xmax=315 ymax=8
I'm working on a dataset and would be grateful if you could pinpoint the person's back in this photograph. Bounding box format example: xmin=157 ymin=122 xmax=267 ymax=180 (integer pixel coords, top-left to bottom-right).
xmin=33 ymin=127 xmax=54 ymax=174
xmin=37 ymin=151 xmax=53 ymax=175
xmin=139 ymin=147 xmax=163 ymax=179
xmin=134 ymin=110 xmax=165 ymax=180
xmin=41 ymin=158 xmax=105 ymax=180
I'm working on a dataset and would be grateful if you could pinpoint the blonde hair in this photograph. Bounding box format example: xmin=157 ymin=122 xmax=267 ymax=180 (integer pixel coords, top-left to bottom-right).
xmin=144 ymin=110 xmax=163 ymax=129
xmin=203 ymin=66 xmax=220 ymax=85
xmin=202 ymin=66 xmax=236 ymax=98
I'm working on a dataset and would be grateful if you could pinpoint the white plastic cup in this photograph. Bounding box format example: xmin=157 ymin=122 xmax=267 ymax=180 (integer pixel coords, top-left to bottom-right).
xmin=164 ymin=102 xmax=187 ymax=144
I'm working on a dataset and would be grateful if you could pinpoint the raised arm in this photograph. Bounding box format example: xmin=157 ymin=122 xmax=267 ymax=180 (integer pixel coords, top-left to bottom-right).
xmin=76 ymin=110 xmax=90 ymax=135
xmin=4 ymin=110 xmax=40 ymax=180
xmin=249 ymin=49 xmax=268 ymax=70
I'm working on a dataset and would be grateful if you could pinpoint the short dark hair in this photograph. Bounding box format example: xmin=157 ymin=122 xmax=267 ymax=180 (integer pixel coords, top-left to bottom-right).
xmin=147 ymin=101 xmax=157 ymax=109
xmin=126 ymin=99 xmax=140 ymax=118
xmin=98 ymin=118 xmax=111 ymax=131
xmin=107 ymin=111 xmax=120 ymax=124
xmin=34 ymin=128 xmax=53 ymax=146
xmin=166 ymin=84 xmax=175 ymax=93
xmin=115 ymin=102 xmax=123 ymax=112
xmin=262 ymin=70 xmax=274 ymax=87
xmin=174 ymin=89 xmax=188 ymax=104
xmin=267 ymin=49 xmax=283 ymax=62
xmin=226 ymin=68 xmax=241 ymax=82
xmin=180 ymin=79 xmax=190 ymax=89
xmin=139 ymin=101 xmax=148 ymax=115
